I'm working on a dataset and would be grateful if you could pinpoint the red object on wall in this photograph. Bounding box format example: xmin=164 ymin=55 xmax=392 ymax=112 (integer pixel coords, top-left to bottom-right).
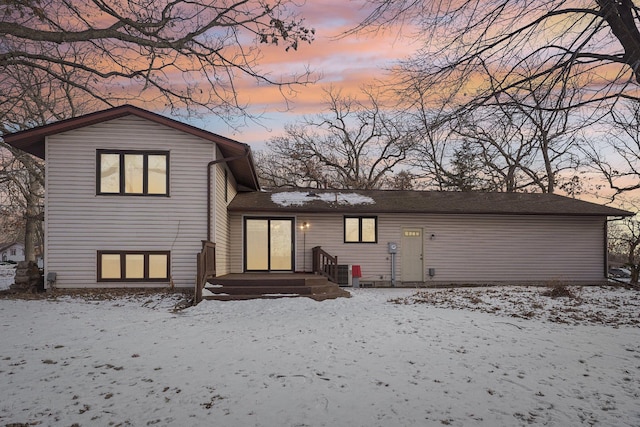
xmin=352 ymin=265 xmax=362 ymax=278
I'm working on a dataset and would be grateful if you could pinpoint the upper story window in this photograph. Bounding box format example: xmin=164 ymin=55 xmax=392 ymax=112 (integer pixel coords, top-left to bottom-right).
xmin=97 ymin=149 xmax=169 ymax=196
xmin=344 ymin=216 xmax=377 ymax=243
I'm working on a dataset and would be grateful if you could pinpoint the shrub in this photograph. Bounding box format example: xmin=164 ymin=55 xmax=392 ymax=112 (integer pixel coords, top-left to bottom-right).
xmin=541 ymin=284 xmax=576 ymax=299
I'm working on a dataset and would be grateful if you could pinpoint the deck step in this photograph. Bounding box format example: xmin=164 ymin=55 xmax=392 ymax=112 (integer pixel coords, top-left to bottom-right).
xmin=201 ymin=273 xmax=351 ymax=301
xmin=204 ymin=283 xmax=339 ymax=295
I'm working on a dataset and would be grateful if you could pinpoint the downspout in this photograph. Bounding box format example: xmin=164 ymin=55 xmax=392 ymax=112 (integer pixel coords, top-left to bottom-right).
xmin=390 ymin=252 xmax=396 ymax=286
xmin=206 ymin=148 xmax=251 ymax=242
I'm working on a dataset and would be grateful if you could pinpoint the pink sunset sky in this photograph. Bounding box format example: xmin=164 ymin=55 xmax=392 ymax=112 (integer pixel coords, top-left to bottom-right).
xmin=195 ymin=1 xmax=420 ymax=149
xmin=184 ymin=1 xmax=638 ymax=207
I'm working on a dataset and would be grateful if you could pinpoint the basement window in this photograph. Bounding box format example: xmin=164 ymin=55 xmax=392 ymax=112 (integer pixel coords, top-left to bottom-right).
xmin=98 ymin=251 xmax=170 ymax=281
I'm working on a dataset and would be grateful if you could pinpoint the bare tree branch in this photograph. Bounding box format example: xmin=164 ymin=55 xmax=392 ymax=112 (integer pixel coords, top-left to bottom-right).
xmin=355 ymin=0 xmax=640 ymax=114
xmin=0 ymin=0 xmax=316 ymax=121
xmin=0 ymin=61 xmax=97 ymax=260
xmin=581 ymin=98 xmax=640 ymax=198
xmin=255 ymin=87 xmax=417 ymax=190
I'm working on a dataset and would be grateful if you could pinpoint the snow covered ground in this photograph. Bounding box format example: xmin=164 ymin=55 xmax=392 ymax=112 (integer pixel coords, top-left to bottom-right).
xmin=0 ymin=263 xmax=15 ymax=290
xmin=0 ymin=284 xmax=639 ymax=426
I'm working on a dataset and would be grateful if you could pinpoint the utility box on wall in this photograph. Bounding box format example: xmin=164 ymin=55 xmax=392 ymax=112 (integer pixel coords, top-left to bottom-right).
xmin=352 ymin=265 xmax=362 ymax=288
xmin=388 ymin=242 xmax=398 ymax=254
xmin=336 ymin=264 xmax=352 ymax=286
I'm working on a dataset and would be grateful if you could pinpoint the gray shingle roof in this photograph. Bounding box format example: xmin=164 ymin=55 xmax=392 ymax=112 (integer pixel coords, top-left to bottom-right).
xmin=228 ymin=189 xmax=633 ymax=217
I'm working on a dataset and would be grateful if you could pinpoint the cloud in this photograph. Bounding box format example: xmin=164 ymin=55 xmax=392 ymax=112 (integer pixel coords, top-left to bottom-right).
xmin=186 ymin=2 xmax=423 ymax=145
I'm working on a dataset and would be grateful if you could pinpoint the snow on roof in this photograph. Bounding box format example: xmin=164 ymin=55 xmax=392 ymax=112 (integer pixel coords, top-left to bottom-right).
xmin=271 ymin=191 xmax=375 ymax=207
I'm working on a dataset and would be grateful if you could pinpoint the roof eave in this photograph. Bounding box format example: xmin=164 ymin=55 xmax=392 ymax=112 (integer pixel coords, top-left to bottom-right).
xmin=2 ymin=104 xmax=260 ymax=190
xmin=228 ymin=207 xmax=632 ymax=216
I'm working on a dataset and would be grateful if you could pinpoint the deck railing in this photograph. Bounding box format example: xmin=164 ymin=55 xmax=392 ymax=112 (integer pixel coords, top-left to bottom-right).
xmin=195 ymin=240 xmax=216 ymax=304
xmin=312 ymin=246 xmax=338 ymax=283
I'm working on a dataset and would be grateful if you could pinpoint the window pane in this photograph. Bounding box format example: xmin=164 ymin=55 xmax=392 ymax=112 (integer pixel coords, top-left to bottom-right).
xmin=101 ymin=254 xmax=121 ymax=279
xmin=345 ymin=218 xmax=360 ymax=242
xmin=148 ymin=155 xmax=167 ymax=194
xmin=246 ymin=219 xmax=269 ymax=270
xmin=124 ymin=154 xmax=144 ymax=194
xmin=100 ymin=154 xmax=120 ymax=193
xmin=270 ymin=220 xmax=292 ymax=270
xmin=125 ymin=254 xmax=144 ymax=279
xmin=149 ymin=254 xmax=168 ymax=279
xmin=362 ymin=218 xmax=376 ymax=242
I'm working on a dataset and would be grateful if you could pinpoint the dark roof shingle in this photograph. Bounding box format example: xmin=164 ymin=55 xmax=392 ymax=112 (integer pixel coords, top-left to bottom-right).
xmin=228 ymin=189 xmax=633 ymax=217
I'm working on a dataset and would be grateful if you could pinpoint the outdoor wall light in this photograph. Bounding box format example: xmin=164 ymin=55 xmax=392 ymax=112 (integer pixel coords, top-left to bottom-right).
xmin=300 ymin=221 xmax=309 ymax=231
xmin=430 ymin=233 xmax=435 ymax=240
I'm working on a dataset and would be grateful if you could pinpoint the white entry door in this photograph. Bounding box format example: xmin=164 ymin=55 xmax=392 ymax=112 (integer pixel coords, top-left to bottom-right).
xmin=401 ymin=228 xmax=424 ymax=282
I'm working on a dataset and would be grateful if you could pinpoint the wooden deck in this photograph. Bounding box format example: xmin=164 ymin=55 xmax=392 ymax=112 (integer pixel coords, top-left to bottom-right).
xmin=202 ymin=273 xmax=351 ymax=301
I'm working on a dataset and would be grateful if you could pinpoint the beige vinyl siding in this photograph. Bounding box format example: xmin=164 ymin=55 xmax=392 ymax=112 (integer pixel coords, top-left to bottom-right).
xmin=214 ymin=159 xmax=237 ymax=276
xmin=412 ymin=214 xmax=605 ymax=283
xmin=230 ymin=212 xmax=606 ymax=284
xmin=230 ymin=213 xmax=391 ymax=275
xmin=229 ymin=213 xmax=243 ymax=273
xmin=45 ymin=116 xmax=216 ymax=288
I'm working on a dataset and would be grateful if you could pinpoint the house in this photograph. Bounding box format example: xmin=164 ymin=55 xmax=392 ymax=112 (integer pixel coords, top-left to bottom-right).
xmin=0 ymin=242 xmax=24 ymax=263
xmin=3 ymin=105 xmax=633 ymax=290
xmin=4 ymin=105 xmax=258 ymax=289
xmin=228 ymin=190 xmax=632 ymax=286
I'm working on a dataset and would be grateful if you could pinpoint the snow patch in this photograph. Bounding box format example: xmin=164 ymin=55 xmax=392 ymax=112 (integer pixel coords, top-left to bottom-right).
xmin=262 ymin=293 xmax=300 ymax=297
xmin=0 ymin=264 xmax=16 ymax=290
xmin=201 ymin=288 xmax=216 ymax=297
xmin=271 ymin=191 xmax=375 ymax=207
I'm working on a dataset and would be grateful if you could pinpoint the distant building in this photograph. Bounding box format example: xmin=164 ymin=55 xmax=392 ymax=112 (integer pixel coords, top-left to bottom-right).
xmin=0 ymin=242 xmax=25 ymax=263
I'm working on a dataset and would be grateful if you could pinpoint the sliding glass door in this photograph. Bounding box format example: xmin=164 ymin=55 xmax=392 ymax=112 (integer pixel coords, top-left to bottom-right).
xmin=244 ymin=218 xmax=293 ymax=272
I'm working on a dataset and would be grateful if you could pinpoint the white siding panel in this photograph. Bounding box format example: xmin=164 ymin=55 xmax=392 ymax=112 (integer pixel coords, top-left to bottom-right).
xmin=230 ymin=212 xmax=606 ymax=284
xmin=416 ymin=214 xmax=605 ymax=283
xmin=214 ymin=158 xmax=238 ymax=276
xmin=45 ymin=116 xmax=216 ymax=288
xmin=229 ymin=213 xmax=244 ymax=273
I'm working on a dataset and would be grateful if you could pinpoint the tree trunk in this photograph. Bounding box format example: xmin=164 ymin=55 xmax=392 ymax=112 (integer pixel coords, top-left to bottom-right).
xmin=597 ymin=0 xmax=640 ymax=83
xmin=23 ymin=172 xmax=41 ymax=262
xmin=629 ymin=265 xmax=640 ymax=286
xmin=628 ymin=240 xmax=640 ymax=286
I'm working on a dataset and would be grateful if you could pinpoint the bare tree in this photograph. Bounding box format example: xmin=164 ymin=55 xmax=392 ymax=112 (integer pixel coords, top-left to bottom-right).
xmin=407 ymin=116 xmax=503 ymax=192
xmin=353 ymin=0 xmax=640 ymax=110
xmin=608 ymin=208 xmax=640 ymax=286
xmin=406 ymin=66 xmax=582 ymax=193
xmin=453 ymin=86 xmax=580 ymax=193
xmin=1 ymin=0 xmax=317 ymax=259
xmin=256 ymin=87 xmax=417 ymax=189
xmin=348 ymin=1 xmax=640 ymax=199
xmin=0 ymin=64 xmax=96 ymax=261
xmin=0 ymin=146 xmax=43 ymax=262
xmin=582 ymin=98 xmax=640 ymax=199
xmin=0 ymin=0 xmax=315 ymax=121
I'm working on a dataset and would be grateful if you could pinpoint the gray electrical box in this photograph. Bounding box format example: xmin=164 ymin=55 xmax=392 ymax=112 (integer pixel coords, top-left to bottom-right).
xmin=388 ymin=242 xmax=398 ymax=254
